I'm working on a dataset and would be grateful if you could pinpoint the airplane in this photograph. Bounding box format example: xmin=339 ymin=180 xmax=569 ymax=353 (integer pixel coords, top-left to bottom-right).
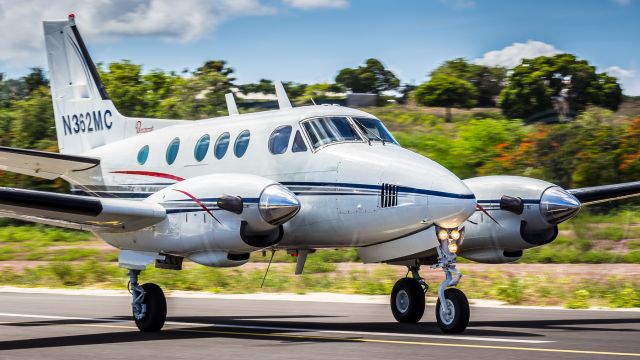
xmin=1 ymin=15 xmax=639 ymax=334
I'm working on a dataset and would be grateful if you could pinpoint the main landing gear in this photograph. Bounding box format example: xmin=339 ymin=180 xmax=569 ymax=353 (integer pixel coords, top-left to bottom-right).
xmin=390 ymin=236 xmax=470 ymax=333
xmin=128 ymin=269 xmax=166 ymax=332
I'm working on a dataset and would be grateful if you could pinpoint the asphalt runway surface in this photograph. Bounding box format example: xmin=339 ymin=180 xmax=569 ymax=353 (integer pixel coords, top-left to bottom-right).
xmin=0 ymin=291 xmax=639 ymax=359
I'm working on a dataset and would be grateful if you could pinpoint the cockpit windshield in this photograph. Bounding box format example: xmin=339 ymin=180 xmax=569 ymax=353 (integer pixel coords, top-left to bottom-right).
xmin=302 ymin=116 xmax=362 ymax=149
xmin=352 ymin=117 xmax=398 ymax=144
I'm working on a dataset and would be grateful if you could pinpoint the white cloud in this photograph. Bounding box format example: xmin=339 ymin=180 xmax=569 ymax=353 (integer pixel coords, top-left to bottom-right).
xmin=607 ymin=65 xmax=640 ymax=96
xmin=0 ymin=0 xmax=348 ymax=67
xmin=611 ymin=0 xmax=633 ymax=6
xmin=474 ymin=40 xmax=562 ymax=68
xmin=283 ymin=0 xmax=348 ymax=10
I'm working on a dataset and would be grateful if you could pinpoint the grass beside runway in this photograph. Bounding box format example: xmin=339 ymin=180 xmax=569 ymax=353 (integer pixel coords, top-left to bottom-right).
xmin=0 ymin=259 xmax=639 ymax=309
xmin=0 ymin=206 xmax=640 ymax=309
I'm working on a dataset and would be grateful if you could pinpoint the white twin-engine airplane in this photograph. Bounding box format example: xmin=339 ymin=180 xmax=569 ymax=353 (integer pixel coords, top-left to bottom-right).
xmin=1 ymin=15 xmax=639 ymax=333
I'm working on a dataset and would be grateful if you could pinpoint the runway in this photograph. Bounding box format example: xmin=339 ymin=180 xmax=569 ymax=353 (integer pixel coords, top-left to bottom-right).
xmin=0 ymin=291 xmax=639 ymax=359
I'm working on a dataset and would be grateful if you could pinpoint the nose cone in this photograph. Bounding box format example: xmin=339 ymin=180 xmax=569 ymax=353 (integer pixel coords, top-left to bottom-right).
xmin=259 ymin=184 xmax=301 ymax=225
xmin=430 ymin=192 xmax=477 ymax=229
xmin=540 ymin=186 xmax=581 ymax=224
xmin=425 ymin=165 xmax=477 ymax=229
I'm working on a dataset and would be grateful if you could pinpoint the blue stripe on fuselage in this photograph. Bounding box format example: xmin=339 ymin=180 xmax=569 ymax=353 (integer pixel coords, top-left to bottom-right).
xmin=70 ymin=182 xmax=475 ymax=200
xmin=281 ymin=182 xmax=475 ymax=199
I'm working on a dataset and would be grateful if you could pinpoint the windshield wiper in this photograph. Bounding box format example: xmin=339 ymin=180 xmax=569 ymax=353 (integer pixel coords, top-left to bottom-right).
xmin=353 ymin=118 xmax=386 ymax=145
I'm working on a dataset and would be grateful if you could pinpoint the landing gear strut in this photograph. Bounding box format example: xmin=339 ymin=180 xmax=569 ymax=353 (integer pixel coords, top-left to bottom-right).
xmin=128 ymin=269 xmax=166 ymax=332
xmin=390 ymin=232 xmax=470 ymax=333
xmin=432 ymin=243 xmax=469 ymax=333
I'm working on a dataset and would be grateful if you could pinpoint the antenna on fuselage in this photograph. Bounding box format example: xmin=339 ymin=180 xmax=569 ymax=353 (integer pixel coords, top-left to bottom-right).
xmin=275 ymin=80 xmax=292 ymax=109
xmin=225 ymin=93 xmax=239 ymax=116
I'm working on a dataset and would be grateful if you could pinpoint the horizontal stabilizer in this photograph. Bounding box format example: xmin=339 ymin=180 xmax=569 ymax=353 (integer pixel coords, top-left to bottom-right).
xmin=568 ymin=181 xmax=640 ymax=205
xmin=0 ymin=187 xmax=166 ymax=232
xmin=0 ymin=146 xmax=99 ymax=180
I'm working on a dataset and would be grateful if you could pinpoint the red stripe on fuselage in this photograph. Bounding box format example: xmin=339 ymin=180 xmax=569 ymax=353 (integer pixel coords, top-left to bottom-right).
xmin=476 ymin=204 xmax=500 ymax=226
xmin=110 ymin=170 xmax=185 ymax=182
xmin=172 ymin=189 xmax=222 ymax=224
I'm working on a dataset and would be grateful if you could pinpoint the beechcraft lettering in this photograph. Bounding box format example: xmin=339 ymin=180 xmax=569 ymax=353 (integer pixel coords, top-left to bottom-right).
xmin=61 ymin=109 xmax=112 ymax=135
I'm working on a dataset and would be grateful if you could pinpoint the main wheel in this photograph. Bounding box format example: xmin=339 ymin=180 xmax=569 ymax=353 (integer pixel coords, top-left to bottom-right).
xmin=390 ymin=278 xmax=425 ymax=323
xmin=134 ymin=283 xmax=167 ymax=332
xmin=435 ymin=288 xmax=469 ymax=333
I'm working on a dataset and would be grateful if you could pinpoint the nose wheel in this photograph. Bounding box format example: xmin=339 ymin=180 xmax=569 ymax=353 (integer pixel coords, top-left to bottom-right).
xmin=435 ymin=288 xmax=469 ymax=333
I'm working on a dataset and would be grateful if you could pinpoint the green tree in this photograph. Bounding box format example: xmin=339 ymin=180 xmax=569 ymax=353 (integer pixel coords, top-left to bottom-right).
xmin=98 ymin=61 xmax=148 ymax=117
xmin=98 ymin=60 xmax=235 ymax=120
xmin=498 ymin=54 xmax=623 ymax=122
xmin=238 ymin=79 xmax=275 ymax=95
xmin=295 ymin=83 xmax=344 ymax=105
xmin=23 ymin=68 xmax=49 ymax=94
xmin=9 ymin=87 xmax=55 ymax=149
xmin=431 ymin=58 xmax=506 ymax=107
xmin=618 ymin=117 xmax=640 ymax=181
xmin=283 ymin=82 xmax=308 ymax=100
xmin=335 ymin=58 xmax=400 ymax=94
xmin=141 ymin=70 xmax=182 ymax=118
xmin=158 ymin=60 xmax=235 ymax=119
xmin=414 ymin=75 xmax=478 ymax=122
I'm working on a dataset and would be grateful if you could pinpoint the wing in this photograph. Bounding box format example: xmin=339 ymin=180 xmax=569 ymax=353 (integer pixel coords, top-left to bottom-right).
xmin=0 ymin=187 xmax=166 ymax=232
xmin=568 ymin=181 xmax=640 ymax=205
xmin=0 ymin=146 xmax=99 ymax=180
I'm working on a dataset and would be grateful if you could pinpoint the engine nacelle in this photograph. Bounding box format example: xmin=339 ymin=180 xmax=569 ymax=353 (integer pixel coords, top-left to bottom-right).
xmin=459 ymin=175 xmax=580 ymax=263
xmin=188 ymin=251 xmax=251 ymax=267
xmin=141 ymin=173 xmax=300 ymax=264
xmin=461 ymin=248 xmax=523 ymax=264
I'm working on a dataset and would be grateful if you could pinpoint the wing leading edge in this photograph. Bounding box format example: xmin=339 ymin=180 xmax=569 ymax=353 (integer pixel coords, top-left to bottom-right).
xmin=568 ymin=181 xmax=640 ymax=205
xmin=0 ymin=187 xmax=166 ymax=232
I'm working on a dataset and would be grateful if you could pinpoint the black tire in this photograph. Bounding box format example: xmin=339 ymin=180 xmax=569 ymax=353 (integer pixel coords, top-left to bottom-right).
xmin=134 ymin=283 xmax=167 ymax=332
xmin=390 ymin=278 xmax=425 ymax=323
xmin=435 ymin=288 xmax=469 ymax=333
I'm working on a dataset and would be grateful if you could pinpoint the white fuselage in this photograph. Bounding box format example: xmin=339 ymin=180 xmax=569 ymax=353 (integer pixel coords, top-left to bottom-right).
xmin=64 ymin=105 xmax=476 ymax=257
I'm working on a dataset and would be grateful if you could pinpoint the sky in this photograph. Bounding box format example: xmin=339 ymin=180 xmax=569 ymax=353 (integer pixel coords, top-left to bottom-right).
xmin=0 ymin=0 xmax=639 ymax=94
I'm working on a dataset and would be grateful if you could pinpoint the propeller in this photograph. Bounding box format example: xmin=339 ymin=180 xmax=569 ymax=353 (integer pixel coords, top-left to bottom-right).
xmin=539 ymin=187 xmax=581 ymax=224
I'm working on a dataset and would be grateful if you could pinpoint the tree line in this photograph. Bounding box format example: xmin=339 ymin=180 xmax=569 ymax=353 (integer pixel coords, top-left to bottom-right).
xmin=0 ymin=53 xmax=634 ymax=194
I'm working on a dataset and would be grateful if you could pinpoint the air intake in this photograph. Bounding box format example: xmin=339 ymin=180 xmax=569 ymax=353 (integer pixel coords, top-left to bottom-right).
xmin=380 ymin=183 xmax=398 ymax=208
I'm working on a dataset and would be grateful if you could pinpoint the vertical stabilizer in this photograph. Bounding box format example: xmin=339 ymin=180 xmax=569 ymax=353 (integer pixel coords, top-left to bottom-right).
xmin=44 ymin=15 xmax=125 ymax=154
xmin=43 ymin=15 xmax=178 ymax=155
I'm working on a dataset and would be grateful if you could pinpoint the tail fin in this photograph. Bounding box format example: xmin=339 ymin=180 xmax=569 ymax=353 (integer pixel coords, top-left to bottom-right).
xmin=43 ymin=15 xmax=177 ymax=155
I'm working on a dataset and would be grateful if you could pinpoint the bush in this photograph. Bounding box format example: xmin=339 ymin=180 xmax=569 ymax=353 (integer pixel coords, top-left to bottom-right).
xmin=566 ymin=289 xmax=590 ymax=309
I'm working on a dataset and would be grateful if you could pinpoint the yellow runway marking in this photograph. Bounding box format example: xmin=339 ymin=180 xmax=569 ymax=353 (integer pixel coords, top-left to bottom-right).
xmin=71 ymin=322 xmax=640 ymax=358
xmin=3 ymin=319 xmax=640 ymax=357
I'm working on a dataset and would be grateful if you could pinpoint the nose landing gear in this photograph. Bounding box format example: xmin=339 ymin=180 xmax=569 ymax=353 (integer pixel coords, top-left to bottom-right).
xmin=390 ymin=237 xmax=470 ymax=333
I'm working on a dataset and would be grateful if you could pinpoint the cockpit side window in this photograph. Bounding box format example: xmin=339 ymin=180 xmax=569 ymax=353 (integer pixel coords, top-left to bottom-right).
xmin=269 ymin=125 xmax=292 ymax=155
xmin=291 ymin=130 xmax=308 ymax=152
xmin=301 ymin=116 xmax=362 ymax=149
xmin=352 ymin=117 xmax=398 ymax=144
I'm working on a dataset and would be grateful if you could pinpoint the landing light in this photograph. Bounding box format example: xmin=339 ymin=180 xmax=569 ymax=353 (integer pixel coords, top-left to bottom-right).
xmin=437 ymin=229 xmax=449 ymax=241
xmin=450 ymin=229 xmax=461 ymax=241
xmin=447 ymin=240 xmax=458 ymax=254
